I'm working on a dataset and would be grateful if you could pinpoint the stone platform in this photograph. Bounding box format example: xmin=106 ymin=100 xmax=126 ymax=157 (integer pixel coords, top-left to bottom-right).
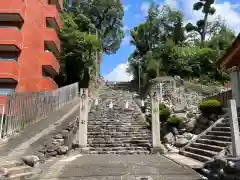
xmin=34 ymin=154 xmax=202 ymax=180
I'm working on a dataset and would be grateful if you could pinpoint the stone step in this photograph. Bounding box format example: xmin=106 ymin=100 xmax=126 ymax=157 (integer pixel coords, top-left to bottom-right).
xmin=89 ymin=150 xmax=150 ymax=155
xmin=88 ymin=146 xmax=150 ymax=152
xmin=87 ymin=129 xmax=150 ymax=133
xmin=201 ymin=135 xmax=231 ymax=142
xmin=88 ymin=125 xmax=149 ymax=129
xmin=8 ymin=171 xmax=35 ymax=180
xmin=212 ymin=127 xmax=231 ymax=132
xmin=88 ymin=142 xmax=151 ymax=148
xmin=215 ymin=123 xmax=230 ymax=128
xmin=8 ymin=165 xmax=32 ymax=176
xmin=207 ymin=130 xmax=231 ymax=136
xmin=88 ymin=119 xmax=145 ymax=122
xmin=90 ymin=139 xmax=151 ymax=143
xmin=190 ymin=142 xmax=224 ymax=152
xmin=88 ymin=135 xmax=152 ymax=141
xmin=196 ymin=138 xmax=230 ymax=147
xmin=88 ymin=121 xmax=146 ymax=124
xmin=88 ymin=122 xmax=148 ymax=126
xmin=222 ymin=117 xmax=240 ymax=123
xmin=87 ymin=132 xmax=151 ymax=136
xmin=185 ymin=146 xmax=218 ymax=158
xmin=180 ymin=150 xmax=212 ymax=162
xmin=0 ymin=160 xmax=25 ymax=169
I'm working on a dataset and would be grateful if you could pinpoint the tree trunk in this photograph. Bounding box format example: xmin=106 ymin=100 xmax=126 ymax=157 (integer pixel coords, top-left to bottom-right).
xmin=201 ymin=12 xmax=209 ymax=46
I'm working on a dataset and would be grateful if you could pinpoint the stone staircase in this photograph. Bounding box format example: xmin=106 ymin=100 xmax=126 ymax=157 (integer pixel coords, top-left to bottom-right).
xmin=87 ymin=85 xmax=152 ymax=155
xmin=0 ymin=159 xmax=35 ymax=180
xmin=179 ymin=116 xmax=233 ymax=164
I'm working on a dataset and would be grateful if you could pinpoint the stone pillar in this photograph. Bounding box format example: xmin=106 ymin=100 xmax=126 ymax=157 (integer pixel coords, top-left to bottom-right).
xmin=79 ymin=88 xmax=89 ymax=153
xmin=228 ymin=99 xmax=240 ymax=157
xmin=151 ymin=85 xmax=166 ymax=154
xmin=159 ymin=83 xmax=163 ymax=103
xmin=231 ymin=70 xmax=240 ymax=107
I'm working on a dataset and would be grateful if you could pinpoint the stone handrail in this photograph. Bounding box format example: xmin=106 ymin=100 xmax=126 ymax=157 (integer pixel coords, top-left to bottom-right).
xmin=180 ymin=116 xmax=226 ymax=153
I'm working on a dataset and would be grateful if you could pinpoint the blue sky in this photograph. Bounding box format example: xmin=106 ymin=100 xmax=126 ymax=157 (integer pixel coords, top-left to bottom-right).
xmin=102 ymin=0 xmax=240 ymax=81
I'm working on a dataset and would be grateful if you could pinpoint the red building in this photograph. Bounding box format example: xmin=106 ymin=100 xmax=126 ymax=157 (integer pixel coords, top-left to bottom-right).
xmin=0 ymin=0 xmax=62 ymax=102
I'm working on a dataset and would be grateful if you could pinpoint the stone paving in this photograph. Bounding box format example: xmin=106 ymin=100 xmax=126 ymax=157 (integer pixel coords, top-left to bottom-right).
xmin=87 ymin=86 xmax=152 ymax=154
xmin=33 ymin=154 xmax=201 ymax=180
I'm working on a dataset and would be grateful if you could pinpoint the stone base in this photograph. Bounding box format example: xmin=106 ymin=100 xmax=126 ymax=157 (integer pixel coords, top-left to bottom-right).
xmin=78 ymin=147 xmax=89 ymax=154
xmin=151 ymin=145 xmax=167 ymax=154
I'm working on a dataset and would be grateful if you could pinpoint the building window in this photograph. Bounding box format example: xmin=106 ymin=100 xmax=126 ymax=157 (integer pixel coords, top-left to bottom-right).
xmin=0 ymin=53 xmax=18 ymax=61
xmin=0 ymin=88 xmax=14 ymax=96
xmin=0 ymin=22 xmax=22 ymax=30
xmin=46 ymin=20 xmax=51 ymax=28
xmin=44 ymin=43 xmax=57 ymax=58
xmin=42 ymin=67 xmax=53 ymax=78
xmin=0 ymin=84 xmax=16 ymax=96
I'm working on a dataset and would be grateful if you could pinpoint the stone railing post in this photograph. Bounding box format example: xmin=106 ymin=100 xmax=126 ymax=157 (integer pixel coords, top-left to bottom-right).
xmin=79 ymin=88 xmax=89 ymax=153
xmin=159 ymin=83 xmax=163 ymax=103
xmin=228 ymin=99 xmax=240 ymax=157
xmin=151 ymin=84 xmax=166 ymax=154
xmin=230 ymin=70 xmax=240 ymax=107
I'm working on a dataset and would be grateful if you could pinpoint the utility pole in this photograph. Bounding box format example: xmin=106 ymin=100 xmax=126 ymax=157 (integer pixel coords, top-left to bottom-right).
xmin=96 ymin=29 xmax=98 ymax=77
xmin=134 ymin=57 xmax=142 ymax=95
xmin=138 ymin=60 xmax=141 ymax=94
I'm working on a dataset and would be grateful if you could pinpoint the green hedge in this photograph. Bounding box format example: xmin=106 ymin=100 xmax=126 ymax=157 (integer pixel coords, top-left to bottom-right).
xmin=159 ymin=103 xmax=171 ymax=122
xmin=167 ymin=116 xmax=183 ymax=124
xmin=199 ymin=99 xmax=222 ymax=114
xmin=159 ymin=103 xmax=167 ymax=110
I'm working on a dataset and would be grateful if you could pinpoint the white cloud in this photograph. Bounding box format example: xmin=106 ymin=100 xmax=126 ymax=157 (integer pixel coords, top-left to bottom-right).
xmin=165 ymin=0 xmax=177 ymax=9
xmin=122 ymin=26 xmax=130 ymax=33
xmin=138 ymin=0 xmax=240 ymax=34
xmin=104 ymin=63 xmax=133 ymax=82
xmin=140 ymin=2 xmax=150 ymax=16
xmin=121 ymin=35 xmax=131 ymax=46
xmin=179 ymin=0 xmax=240 ymax=34
xmin=124 ymin=4 xmax=131 ymax=11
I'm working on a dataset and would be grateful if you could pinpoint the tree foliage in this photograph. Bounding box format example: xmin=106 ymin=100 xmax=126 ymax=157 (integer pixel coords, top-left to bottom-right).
xmin=70 ymin=0 xmax=125 ymax=54
xmin=127 ymin=3 xmax=235 ymax=96
xmin=60 ymin=11 xmax=101 ymax=86
xmin=185 ymin=0 xmax=216 ymax=45
xmin=58 ymin=0 xmax=124 ymax=86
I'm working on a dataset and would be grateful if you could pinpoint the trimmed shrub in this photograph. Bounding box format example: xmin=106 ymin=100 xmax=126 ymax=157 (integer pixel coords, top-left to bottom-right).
xmin=159 ymin=103 xmax=167 ymax=110
xmin=199 ymin=99 xmax=222 ymax=114
xmin=159 ymin=107 xmax=171 ymax=122
xmin=167 ymin=116 xmax=183 ymax=125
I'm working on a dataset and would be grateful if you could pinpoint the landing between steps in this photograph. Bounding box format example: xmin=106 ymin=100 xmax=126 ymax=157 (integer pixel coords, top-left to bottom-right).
xmin=164 ymin=153 xmax=204 ymax=169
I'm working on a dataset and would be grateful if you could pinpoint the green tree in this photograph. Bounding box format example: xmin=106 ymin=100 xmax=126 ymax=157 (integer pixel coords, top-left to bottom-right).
xmin=128 ymin=4 xmax=186 ymax=81
xmin=60 ymin=11 xmax=101 ymax=86
xmin=127 ymin=2 xmax=232 ymax=96
xmin=75 ymin=0 xmax=125 ymax=54
xmin=185 ymin=0 xmax=216 ymax=45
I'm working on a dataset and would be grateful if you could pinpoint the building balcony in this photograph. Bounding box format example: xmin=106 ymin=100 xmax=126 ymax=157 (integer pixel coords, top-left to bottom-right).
xmin=39 ymin=77 xmax=58 ymax=91
xmin=0 ymin=0 xmax=25 ymax=22
xmin=44 ymin=28 xmax=60 ymax=56
xmin=48 ymin=0 xmax=63 ymax=12
xmin=40 ymin=51 xmax=60 ymax=75
xmin=0 ymin=61 xmax=19 ymax=83
xmin=0 ymin=28 xmax=22 ymax=51
xmin=46 ymin=5 xmax=61 ymax=31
